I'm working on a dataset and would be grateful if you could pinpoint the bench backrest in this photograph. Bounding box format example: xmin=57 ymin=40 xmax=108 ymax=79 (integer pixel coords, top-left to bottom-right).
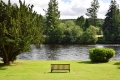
xmin=51 ymin=64 xmax=70 ymax=70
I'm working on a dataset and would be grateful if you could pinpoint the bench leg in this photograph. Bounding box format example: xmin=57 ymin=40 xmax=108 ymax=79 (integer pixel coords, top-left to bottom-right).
xmin=51 ymin=70 xmax=52 ymax=72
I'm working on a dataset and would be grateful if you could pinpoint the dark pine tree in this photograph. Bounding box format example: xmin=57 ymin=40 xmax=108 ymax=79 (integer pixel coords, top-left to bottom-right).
xmin=45 ymin=0 xmax=60 ymax=43
xmin=103 ymin=0 xmax=120 ymax=43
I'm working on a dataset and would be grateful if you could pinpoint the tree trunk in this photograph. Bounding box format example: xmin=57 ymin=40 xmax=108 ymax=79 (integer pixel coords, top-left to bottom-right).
xmin=3 ymin=57 xmax=10 ymax=65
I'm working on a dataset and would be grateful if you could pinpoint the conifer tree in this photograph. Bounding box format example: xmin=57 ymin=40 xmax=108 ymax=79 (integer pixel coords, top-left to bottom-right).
xmin=0 ymin=0 xmax=44 ymax=65
xmin=103 ymin=0 xmax=120 ymax=43
xmin=86 ymin=0 xmax=99 ymax=26
xmin=45 ymin=0 xmax=60 ymax=43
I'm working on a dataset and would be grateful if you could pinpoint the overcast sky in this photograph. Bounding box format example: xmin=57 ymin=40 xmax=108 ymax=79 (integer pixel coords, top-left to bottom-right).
xmin=3 ymin=0 xmax=120 ymax=19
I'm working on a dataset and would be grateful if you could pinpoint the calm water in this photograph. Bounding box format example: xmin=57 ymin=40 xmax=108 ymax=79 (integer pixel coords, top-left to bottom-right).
xmin=17 ymin=44 xmax=120 ymax=61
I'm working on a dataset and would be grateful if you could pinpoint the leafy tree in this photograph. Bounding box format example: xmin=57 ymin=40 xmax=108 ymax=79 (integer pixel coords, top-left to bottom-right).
xmin=81 ymin=25 xmax=99 ymax=44
xmin=52 ymin=20 xmax=83 ymax=44
xmin=61 ymin=20 xmax=74 ymax=43
xmin=63 ymin=20 xmax=83 ymax=43
xmin=103 ymin=0 xmax=120 ymax=43
xmin=72 ymin=26 xmax=83 ymax=43
xmin=76 ymin=16 xmax=85 ymax=29
xmin=86 ymin=0 xmax=99 ymax=26
xmin=45 ymin=0 xmax=60 ymax=43
xmin=55 ymin=23 xmax=66 ymax=43
xmin=0 ymin=0 xmax=44 ymax=65
xmin=65 ymin=20 xmax=75 ymax=28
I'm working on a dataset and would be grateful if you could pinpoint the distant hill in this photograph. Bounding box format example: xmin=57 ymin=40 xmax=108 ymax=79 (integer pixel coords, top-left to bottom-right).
xmin=61 ymin=18 xmax=104 ymax=22
xmin=98 ymin=19 xmax=104 ymax=24
xmin=60 ymin=19 xmax=76 ymax=23
xmin=61 ymin=18 xmax=104 ymax=28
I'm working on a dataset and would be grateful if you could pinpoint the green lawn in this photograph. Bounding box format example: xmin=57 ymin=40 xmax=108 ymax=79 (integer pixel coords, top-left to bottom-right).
xmin=0 ymin=60 xmax=120 ymax=80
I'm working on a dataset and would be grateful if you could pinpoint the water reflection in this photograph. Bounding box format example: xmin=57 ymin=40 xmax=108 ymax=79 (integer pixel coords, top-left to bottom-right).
xmin=17 ymin=44 xmax=120 ymax=60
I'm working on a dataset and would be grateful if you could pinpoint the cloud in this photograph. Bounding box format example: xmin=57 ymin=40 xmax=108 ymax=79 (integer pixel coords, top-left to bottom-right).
xmin=24 ymin=0 xmax=49 ymax=15
xmin=3 ymin=0 xmax=120 ymax=19
xmin=3 ymin=0 xmax=20 ymax=4
xmin=98 ymin=0 xmax=110 ymax=18
xmin=4 ymin=0 xmax=49 ymax=15
xmin=59 ymin=0 xmax=92 ymax=19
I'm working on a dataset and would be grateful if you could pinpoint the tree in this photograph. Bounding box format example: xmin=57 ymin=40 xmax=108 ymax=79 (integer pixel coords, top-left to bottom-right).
xmin=103 ymin=0 xmax=120 ymax=43
xmin=55 ymin=23 xmax=66 ymax=43
xmin=0 ymin=0 xmax=44 ymax=65
xmin=81 ymin=25 xmax=99 ymax=44
xmin=45 ymin=0 xmax=60 ymax=43
xmin=62 ymin=20 xmax=83 ymax=43
xmin=84 ymin=18 xmax=90 ymax=30
xmin=76 ymin=16 xmax=85 ymax=28
xmin=86 ymin=0 xmax=99 ymax=26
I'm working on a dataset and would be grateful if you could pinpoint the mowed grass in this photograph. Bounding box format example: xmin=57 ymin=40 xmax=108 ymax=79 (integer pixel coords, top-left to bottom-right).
xmin=0 ymin=60 xmax=120 ymax=80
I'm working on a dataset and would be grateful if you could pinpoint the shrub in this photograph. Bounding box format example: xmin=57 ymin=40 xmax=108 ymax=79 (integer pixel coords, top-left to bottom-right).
xmin=89 ymin=48 xmax=115 ymax=62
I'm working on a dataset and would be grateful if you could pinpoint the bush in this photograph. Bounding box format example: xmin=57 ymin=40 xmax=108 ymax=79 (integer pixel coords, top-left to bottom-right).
xmin=89 ymin=48 xmax=115 ymax=62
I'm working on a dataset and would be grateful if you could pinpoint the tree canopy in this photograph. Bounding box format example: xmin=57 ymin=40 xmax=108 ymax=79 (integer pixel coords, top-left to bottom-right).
xmin=0 ymin=0 xmax=44 ymax=64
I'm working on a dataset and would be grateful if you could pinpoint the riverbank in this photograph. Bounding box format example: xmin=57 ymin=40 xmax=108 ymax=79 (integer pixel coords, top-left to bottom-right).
xmin=0 ymin=60 xmax=120 ymax=80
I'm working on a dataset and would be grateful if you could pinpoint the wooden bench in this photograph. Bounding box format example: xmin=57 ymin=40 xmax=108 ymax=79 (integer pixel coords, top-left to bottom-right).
xmin=51 ymin=64 xmax=70 ymax=72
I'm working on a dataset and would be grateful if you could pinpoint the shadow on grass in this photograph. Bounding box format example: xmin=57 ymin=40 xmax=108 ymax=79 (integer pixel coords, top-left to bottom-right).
xmin=47 ymin=71 xmax=69 ymax=74
xmin=0 ymin=63 xmax=7 ymax=70
xmin=77 ymin=61 xmax=104 ymax=64
xmin=114 ymin=62 xmax=120 ymax=65
xmin=47 ymin=71 xmax=70 ymax=73
xmin=114 ymin=61 xmax=120 ymax=69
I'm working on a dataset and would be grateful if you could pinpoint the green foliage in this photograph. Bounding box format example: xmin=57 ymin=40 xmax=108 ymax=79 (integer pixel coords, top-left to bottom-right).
xmin=44 ymin=0 xmax=103 ymax=44
xmin=76 ymin=16 xmax=85 ymax=28
xmin=45 ymin=0 xmax=60 ymax=43
xmin=103 ymin=0 xmax=120 ymax=43
xmin=0 ymin=0 xmax=44 ymax=64
xmin=64 ymin=25 xmax=83 ymax=43
xmin=86 ymin=0 xmax=99 ymax=26
xmin=89 ymin=48 xmax=115 ymax=62
xmin=58 ymin=21 xmax=83 ymax=43
xmin=84 ymin=18 xmax=90 ymax=30
xmin=45 ymin=19 xmax=100 ymax=44
xmin=81 ymin=25 xmax=99 ymax=44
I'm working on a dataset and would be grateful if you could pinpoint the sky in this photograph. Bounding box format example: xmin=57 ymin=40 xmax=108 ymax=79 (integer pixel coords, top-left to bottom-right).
xmin=3 ymin=0 xmax=120 ymax=19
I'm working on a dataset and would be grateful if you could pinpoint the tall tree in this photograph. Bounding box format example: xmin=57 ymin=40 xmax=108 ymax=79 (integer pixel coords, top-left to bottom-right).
xmin=45 ymin=0 xmax=60 ymax=43
xmin=0 ymin=0 xmax=44 ymax=65
xmin=86 ymin=0 xmax=99 ymax=26
xmin=103 ymin=0 xmax=120 ymax=43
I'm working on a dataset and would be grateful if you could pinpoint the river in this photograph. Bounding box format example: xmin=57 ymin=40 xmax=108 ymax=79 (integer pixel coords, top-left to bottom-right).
xmin=17 ymin=44 xmax=120 ymax=61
